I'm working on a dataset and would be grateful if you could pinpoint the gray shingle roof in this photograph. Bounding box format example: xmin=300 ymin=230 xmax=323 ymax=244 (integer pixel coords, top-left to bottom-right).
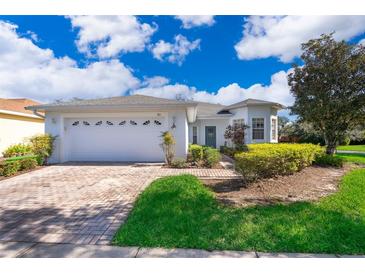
xmin=25 ymin=94 xmax=284 ymax=114
xmin=195 ymin=102 xmax=227 ymax=116
xmin=223 ymin=98 xmax=285 ymax=110
xmin=26 ymin=94 xmax=197 ymax=110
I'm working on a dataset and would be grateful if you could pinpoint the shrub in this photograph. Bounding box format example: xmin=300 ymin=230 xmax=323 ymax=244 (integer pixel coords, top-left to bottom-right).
xmin=315 ymin=154 xmax=344 ymax=168
xmin=224 ymin=123 xmax=249 ymax=148
xmin=220 ymin=146 xmax=235 ymax=157
xmin=19 ymin=158 xmax=38 ymax=171
xmin=339 ymin=136 xmax=351 ymax=146
xmin=170 ymin=158 xmax=189 ymax=168
xmin=29 ymin=134 xmax=56 ymax=165
xmin=3 ymin=143 xmax=32 ymax=158
xmin=203 ymin=147 xmax=221 ymax=168
xmin=0 ymin=161 xmax=21 ymax=177
xmin=189 ymin=144 xmax=204 ymax=163
xmin=160 ymin=131 xmax=175 ymax=166
xmin=235 ymin=143 xmax=323 ymax=182
xmin=35 ymin=155 xmax=44 ymax=165
xmin=220 ymin=145 xmax=248 ymax=158
xmin=5 ymin=154 xmax=38 ymax=162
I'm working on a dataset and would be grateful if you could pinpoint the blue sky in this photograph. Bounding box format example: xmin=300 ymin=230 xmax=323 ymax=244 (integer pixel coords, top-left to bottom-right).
xmin=0 ymin=15 xmax=364 ymax=114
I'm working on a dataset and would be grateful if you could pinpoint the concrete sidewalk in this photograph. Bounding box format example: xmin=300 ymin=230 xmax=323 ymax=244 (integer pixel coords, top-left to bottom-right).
xmin=336 ymin=150 xmax=365 ymax=155
xmin=1 ymin=242 xmax=364 ymax=258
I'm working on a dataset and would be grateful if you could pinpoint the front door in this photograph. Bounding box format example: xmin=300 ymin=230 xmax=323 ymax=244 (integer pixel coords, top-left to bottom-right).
xmin=205 ymin=126 xmax=216 ymax=148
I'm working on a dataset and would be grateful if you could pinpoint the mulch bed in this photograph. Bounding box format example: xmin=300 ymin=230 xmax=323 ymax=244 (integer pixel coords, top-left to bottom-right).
xmin=203 ymin=164 xmax=356 ymax=207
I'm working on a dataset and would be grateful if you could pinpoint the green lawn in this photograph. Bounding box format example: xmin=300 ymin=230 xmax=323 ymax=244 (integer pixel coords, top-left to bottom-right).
xmin=335 ymin=153 xmax=365 ymax=164
xmin=337 ymin=145 xmax=365 ymax=152
xmin=113 ymin=170 xmax=365 ymax=254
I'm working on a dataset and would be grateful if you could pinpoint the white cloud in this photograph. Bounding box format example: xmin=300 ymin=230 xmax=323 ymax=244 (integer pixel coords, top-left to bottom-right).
xmin=151 ymin=34 xmax=200 ymax=65
xmin=142 ymin=76 xmax=170 ymax=88
xmin=175 ymin=16 xmax=215 ymax=29
xmin=133 ymin=69 xmax=293 ymax=107
xmin=69 ymin=15 xmax=157 ymax=58
xmin=359 ymin=38 xmax=365 ymax=46
xmin=1 ymin=19 xmax=294 ymax=114
xmin=0 ymin=21 xmax=139 ymax=102
xmin=235 ymin=16 xmax=365 ymax=63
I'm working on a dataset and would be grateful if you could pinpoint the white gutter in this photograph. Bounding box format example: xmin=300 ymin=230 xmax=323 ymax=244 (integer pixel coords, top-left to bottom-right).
xmin=197 ymin=114 xmax=233 ymax=120
xmin=32 ymin=110 xmax=45 ymax=119
xmin=0 ymin=109 xmax=44 ymax=120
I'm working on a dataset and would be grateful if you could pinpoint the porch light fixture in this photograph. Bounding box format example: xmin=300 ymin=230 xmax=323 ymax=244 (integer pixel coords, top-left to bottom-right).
xmin=171 ymin=116 xmax=176 ymax=129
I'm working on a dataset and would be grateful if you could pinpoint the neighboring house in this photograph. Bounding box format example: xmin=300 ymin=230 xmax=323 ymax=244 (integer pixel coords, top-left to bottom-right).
xmin=26 ymin=95 xmax=284 ymax=163
xmin=0 ymin=98 xmax=45 ymax=156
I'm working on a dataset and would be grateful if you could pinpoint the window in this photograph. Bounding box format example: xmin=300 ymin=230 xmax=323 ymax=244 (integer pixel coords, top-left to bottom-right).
xmin=252 ymin=118 xmax=264 ymax=140
xmin=233 ymin=119 xmax=244 ymax=126
xmin=192 ymin=126 xmax=198 ymax=144
xmin=271 ymin=118 xmax=277 ymax=140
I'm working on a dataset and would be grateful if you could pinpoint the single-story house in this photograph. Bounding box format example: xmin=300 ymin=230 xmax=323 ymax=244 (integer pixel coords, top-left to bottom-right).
xmin=26 ymin=95 xmax=284 ymax=163
xmin=0 ymin=98 xmax=44 ymax=156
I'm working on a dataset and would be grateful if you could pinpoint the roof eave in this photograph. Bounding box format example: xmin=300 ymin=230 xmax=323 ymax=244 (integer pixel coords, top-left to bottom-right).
xmin=0 ymin=109 xmax=44 ymax=120
xmin=197 ymin=114 xmax=233 ymax=120
xmin=224 ymin=102 xmax=286 ymax=111
xmin=25 ymin=102 xmax=198 ymax=112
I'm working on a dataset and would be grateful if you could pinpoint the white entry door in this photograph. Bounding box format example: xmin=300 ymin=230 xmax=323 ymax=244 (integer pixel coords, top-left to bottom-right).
xmin=64 ymin=117 xmax=166 ymax=162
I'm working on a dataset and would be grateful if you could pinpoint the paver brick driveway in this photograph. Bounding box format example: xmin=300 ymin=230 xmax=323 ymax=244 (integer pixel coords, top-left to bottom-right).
xmin=0 ymin=163 xmax=240 ymax=245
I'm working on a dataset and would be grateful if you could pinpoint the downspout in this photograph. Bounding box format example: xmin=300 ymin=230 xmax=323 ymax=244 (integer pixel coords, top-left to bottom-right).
xmin=32 ymin=109 xmax=45 ymax=119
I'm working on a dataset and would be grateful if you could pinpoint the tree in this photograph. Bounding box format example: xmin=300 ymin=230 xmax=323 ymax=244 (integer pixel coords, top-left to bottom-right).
xmin=224 ymin=123 xmax=249 ymax=149
xmin=288 ymin=33 xmax=365 ymax=154
xmin=278 ymin=119 xmax=326 ymax=145
xmin=278 ymin=116 xmax=290 ymax=139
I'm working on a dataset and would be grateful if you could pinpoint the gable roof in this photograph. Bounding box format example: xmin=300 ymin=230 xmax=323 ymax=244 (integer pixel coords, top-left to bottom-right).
xmin=0 ymin=98 xmax=44 ymax=116
xmin=195 ymin=102 xmax=228 ymax=117
xmin=195 ymin=99 xmax=285 ymax=117
xmin=26 ymin=94 xmax=198 ymax=111
xmin=223 ymin=98 xmax=285 ymax=110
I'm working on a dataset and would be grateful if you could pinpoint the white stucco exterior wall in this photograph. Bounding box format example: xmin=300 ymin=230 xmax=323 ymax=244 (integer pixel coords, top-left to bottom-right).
xmin=168 ymin=110 xmax=189 ymax=158
xmin=44 ymin=112 xmax=62 ymax=163
xmin=246 ymin=106 xmax=273 ymax=143
xmin=188 ymin=119 xmax=229 ymax=148
xmin=0 ymin=114 xmax=44 ymax=155
xmin=44 ymin=110 xmax=189 ymax=163
xmin=189 ymin=105 xmax=279 ymax=147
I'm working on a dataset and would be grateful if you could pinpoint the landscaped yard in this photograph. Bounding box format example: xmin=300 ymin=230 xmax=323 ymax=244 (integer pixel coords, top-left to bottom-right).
xmin=113 ymin=170 xmax=365 ymax=254
xmin=335 ymin=153 xmax=365 ymax=164
xmin=337 ymin=145 xmax=365 ymax=152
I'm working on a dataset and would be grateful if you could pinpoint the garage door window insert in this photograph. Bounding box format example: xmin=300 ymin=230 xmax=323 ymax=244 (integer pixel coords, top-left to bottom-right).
xmin=252 ymin=118 xmax=264 ymax=140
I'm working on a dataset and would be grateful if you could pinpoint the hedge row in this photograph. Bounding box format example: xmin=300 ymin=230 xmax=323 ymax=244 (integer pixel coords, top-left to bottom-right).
xmin=235 ymin=143 xmax=323 ymax=182
xmin=0 ymin=156 xmax=39 ymax=177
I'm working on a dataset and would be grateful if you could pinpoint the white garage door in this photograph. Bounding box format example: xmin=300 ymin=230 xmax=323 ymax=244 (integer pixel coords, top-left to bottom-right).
xmin=64 ymin=117 xmax=167 ymax=162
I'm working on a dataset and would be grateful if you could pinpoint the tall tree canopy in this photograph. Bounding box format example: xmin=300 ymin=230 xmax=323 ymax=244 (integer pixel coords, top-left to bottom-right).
xmin=288 ymin=33 xmax=365 ymax=154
